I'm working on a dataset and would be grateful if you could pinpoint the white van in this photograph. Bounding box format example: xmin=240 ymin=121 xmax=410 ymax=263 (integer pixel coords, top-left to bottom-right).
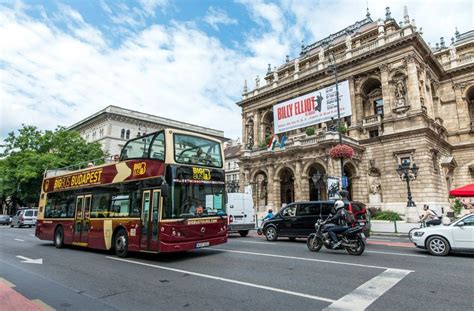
xmin=226 ymin=193 xmax=256 ymax=236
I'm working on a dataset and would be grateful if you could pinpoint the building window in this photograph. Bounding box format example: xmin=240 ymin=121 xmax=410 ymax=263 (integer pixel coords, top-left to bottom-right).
xmin=126 ymin=130 xmax=130 ymax=139
xmin=86 ymin=134 xmax=90 ymax=141
xmin=99 ymin=129 xmax=104 ymax=138
xmin=369 ymin=129 xmax=379 ymax=138
xmin=121 ymin=129 xmax=125 ymax=139
xmin=92 ymin=131 xmax=96 ymax=140
xmin=374 ymin=99 xmax=384 ymax=116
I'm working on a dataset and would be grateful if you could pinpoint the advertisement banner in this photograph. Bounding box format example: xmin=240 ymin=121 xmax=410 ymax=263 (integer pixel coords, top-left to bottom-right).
xmin=273 ymin=80 xmax=352 ymax=134
xmin=327 ymin=177 xmax=340 ymax=200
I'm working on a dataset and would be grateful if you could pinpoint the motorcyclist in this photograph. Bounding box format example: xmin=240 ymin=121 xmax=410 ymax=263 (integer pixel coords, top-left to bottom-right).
xmin=326 ymin=200 xmax=349 ymax=249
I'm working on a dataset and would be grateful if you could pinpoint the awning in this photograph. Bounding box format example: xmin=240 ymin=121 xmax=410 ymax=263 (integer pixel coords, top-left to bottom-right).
xmin=449 ymin=183 xmax=474 ymax=197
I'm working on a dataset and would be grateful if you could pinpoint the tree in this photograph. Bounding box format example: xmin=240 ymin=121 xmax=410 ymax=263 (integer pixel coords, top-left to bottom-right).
xmin=0 ymin=125 xmax=105 ymax=206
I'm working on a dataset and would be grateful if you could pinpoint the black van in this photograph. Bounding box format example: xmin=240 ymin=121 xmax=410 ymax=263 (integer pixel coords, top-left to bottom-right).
xmin=259 ymin=200 xmax=368 ymax=241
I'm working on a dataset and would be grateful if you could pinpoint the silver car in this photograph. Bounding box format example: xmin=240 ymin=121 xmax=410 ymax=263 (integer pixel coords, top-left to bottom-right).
xmin=0 ymin=214 xmax=11 ymax=225
xmin=10 ymin=209 xmax=38 ymax=228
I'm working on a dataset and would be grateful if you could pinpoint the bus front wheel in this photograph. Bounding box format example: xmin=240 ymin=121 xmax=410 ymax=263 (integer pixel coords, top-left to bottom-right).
xmin=54 ymin=227 xmax=64 ymax=248
xmin=115 ymin=228 xmax=129 ymax=258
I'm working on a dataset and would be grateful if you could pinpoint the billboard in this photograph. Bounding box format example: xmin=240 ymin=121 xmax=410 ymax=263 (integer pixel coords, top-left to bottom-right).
xmin=273 ymin=80 xmax=352 ymax=134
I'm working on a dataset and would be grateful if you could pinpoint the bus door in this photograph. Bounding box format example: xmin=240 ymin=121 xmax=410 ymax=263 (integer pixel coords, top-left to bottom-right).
xmin=140 ymin=189 xmax=161 ymax=251
xmin=73 ymin=195 xmax=92 ymax=245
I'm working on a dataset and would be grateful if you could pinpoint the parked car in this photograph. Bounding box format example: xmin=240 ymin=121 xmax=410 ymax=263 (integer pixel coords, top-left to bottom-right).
xmin=258 ymin=200 xmax=369 ymax=241
xmin=10 ymin=209 xmax=38 ymax=228
xmin=0 ymin=214 xmax=11 ymax=225
xmin=411 ymin=214 xmax=474 ymax=256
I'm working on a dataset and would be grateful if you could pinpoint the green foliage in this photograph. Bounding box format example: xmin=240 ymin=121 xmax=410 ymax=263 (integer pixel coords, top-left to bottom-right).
xmin=0 ymin=125 xmax=105 ymax=205
xmin=260 ymin=136 xmax=271 ymax=148
xmin=452 ymin=199 xmax=463 ymax=216
xmin=337 ymin=124 xmax=347 ymax=134
xmin=372 ymin=210 xmax=402 ymax=221
xmin=305 ymin=127 xmax=315 ymax=136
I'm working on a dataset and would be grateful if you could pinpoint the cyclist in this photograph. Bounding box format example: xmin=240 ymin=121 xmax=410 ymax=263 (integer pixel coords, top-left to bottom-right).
xmin=420 ymin=204 xmax=441 ymax=226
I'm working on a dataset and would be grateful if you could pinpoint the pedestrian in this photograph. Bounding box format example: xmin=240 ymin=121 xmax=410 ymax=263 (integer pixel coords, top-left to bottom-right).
xmin=263 ymin=208 xmax=274 ymax=220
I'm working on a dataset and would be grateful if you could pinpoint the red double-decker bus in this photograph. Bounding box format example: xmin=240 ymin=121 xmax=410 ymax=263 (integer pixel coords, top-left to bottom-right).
xmin=36 ymin=129 xmax=227 ymax=257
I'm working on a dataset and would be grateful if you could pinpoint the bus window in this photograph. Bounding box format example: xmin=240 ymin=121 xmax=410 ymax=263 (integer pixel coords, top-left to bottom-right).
xmin=149 ymin=132 xmax=165 ymax=160
xmin=110 ymin=195 xmax=130 ymax=217
xmin=120 ymin=133 xmax=154 ymax=160
xmin=174 ymin=134 xmax=222 ymax=167
xmin=91 ymin=194 xmax=110 ymax=218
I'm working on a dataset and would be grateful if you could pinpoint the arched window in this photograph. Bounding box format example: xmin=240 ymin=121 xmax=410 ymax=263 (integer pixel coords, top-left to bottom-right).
xmin=121 ymin=129 xmax=125 ymax=139
xmin=126 ymin=130 xmax=130 ymax=139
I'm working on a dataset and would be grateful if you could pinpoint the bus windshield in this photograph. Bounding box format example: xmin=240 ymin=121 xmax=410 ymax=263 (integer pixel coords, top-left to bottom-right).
xmin=166 ymin=182 xmax=225 ymax=219
xmin=174 ymin=134 xmax=222 ymax=167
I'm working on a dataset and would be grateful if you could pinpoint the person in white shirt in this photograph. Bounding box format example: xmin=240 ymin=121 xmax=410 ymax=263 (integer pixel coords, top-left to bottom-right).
xmin=421 ymin=204 xmax=441 ymax=226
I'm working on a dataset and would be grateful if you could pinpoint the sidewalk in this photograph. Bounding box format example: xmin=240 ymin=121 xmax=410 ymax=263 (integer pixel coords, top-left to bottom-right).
xmin=370 ymin=220 xmax=419 ymax=236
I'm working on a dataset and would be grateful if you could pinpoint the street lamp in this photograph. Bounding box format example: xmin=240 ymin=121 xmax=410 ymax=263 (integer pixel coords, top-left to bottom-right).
xmin=396 ymin=163 xmax=419 ymax=207
xmin=326 ymin=52 xmax=345 ymax=191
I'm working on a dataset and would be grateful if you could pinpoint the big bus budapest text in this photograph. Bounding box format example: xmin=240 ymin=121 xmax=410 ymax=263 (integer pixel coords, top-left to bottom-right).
xmin=35 ymin=129 xmax=228 ymax=257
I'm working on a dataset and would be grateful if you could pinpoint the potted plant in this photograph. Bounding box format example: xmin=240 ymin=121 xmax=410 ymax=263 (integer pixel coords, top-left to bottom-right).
xmin=336 ymin=124 xmax=347 ymax=134
xmin=329 ymin=144 xmax=355 ymax=159
xmin=305 ymin=127 xmax=315 ymax=136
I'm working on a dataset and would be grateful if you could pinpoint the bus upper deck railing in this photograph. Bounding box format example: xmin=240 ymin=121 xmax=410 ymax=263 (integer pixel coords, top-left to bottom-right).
xmin=44 ymin=155 xmax=118 ymax=178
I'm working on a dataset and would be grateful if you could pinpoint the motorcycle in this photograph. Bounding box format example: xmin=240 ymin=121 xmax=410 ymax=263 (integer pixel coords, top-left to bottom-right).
xmin=306 ymin=217 xmax=366 ymax=256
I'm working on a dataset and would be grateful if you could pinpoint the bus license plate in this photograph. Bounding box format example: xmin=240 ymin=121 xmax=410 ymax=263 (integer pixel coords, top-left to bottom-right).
xmin=196 ymin=241 xmax=210 ymax=248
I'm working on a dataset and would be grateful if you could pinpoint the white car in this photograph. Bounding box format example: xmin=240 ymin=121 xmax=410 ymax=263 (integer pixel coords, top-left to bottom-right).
xmin=411 ymin=214 xmax=474 ymax=256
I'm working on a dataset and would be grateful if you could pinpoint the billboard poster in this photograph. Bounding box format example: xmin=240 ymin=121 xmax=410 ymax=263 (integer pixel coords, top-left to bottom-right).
xmin=273 ymin=80 xmax=352 ymax=134
xmin=327 ymin=177 xmax=340 ymax=200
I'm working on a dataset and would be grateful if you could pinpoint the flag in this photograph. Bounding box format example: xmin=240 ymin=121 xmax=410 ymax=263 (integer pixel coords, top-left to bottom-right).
xmin=279 ymin=134 xmax=287 ymax=150
xmin=267 ymin=135 xmax=279 ymax=151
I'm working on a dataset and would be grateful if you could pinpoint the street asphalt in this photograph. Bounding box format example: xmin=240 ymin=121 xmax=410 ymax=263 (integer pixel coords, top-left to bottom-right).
xmin=0 ymin=226 xmax=472 ymax=311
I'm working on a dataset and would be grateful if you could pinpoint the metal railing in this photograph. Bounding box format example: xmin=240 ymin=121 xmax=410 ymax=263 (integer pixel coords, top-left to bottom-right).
xmin=44 ymin=155 xmax=118 ymax=177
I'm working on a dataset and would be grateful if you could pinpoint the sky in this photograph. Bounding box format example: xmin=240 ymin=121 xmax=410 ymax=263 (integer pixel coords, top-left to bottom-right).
xmin=0 ymin=0 xmax=472 ymax=142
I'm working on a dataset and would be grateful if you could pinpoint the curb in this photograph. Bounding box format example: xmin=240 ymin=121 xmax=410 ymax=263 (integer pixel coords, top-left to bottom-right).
xmin=371 ymin=231 xmax=409 ymax=237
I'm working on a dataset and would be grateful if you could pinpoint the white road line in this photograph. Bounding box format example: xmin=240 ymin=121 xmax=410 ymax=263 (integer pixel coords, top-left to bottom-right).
xmin=210 ymin=248 xmax=414 ymax=272
xmin=14 ymin=239 xmax=25 ymax=242
xmin=323 ymin=268 xmax=411 ymax=310
xmin=235 ymin=240 xmax=277 ymax=245
xmin=365 ymin=251 xmax=426 ymax=258
xmin=106 ymin=256 xmax=335 ymax=303
xmin=232 ymin=240 xmax=419 ymax=258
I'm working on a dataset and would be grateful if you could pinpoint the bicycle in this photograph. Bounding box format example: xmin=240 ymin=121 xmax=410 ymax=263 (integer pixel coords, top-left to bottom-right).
xmin=408 ymin=218 xmax=426 ymax=242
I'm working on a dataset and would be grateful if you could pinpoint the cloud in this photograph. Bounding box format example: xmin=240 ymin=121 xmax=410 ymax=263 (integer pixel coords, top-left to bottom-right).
xmin=204 ymin=6 xmax=238 ymax=30
xmin=0 ymin=4 xmax=247 ymax=141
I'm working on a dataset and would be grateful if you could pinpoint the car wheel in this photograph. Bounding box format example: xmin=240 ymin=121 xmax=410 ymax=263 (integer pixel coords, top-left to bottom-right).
xmin=264 ymin=227 xmax=278 ymax=241
xmin=10 ymin=224 xmax=14 ymax=228
xmin=426 ymin=236 xmax=450 ymax=256
xmin=54 ymin=227 xmax=64 ymax=248
xmin=114 ymin=228 xmax=129 ymax=258
xmin=238 ymin=230 xmax=249 ymax=237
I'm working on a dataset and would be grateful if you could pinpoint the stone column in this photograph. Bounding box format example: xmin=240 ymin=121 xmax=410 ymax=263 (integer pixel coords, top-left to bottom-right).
xmin=405 ymin=54 xmax=422 ymax=111
xmin=241 ymin=113 xmax=247 ymax=147
xmin=355 ymin=93 xmax=364 ymax=126
xmin=348 ymin=78 xmax=358 ymax=123
xmin=254 ymin=110 xmax=261 ymax=147
xmin=419 ymin=66 xmax=433 ymax=118
xmin=453 ymin=83 xmax=470 ymax=130
xmin=294 ymin=160 xmax=302 ymax=201
xmin=273 ymin=175 xmax=281 ymax=211
xmin=267 ymin=165 xmax=275 ymax=209
xmin=380 ymin=63 xmax=392 ymax=117
xmin=300 ymin=173 xmax=309 ymax=201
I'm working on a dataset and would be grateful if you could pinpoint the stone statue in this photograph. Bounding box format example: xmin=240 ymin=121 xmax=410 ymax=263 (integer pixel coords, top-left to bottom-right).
xmin=449 ymin=45 xmax=457 ymax=60
xmin=395 ymin=80 xmax=406 ymax=106
xmin=319 ymin=47 xmax=324 ymax=61
xmin=345 ymin=35 xmax=352 ymax=50
xmin=370 ymin=180 xmax=381 ymax=194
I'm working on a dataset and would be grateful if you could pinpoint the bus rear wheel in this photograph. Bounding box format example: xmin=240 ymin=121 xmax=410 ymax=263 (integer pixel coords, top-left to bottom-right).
xmin=115 ymin=229 xmax=129 ymax=258
xmin=54 ymin=227 xmax=64 ymax=248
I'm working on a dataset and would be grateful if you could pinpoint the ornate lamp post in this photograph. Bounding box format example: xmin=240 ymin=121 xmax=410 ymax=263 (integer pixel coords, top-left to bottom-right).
xmin=396 ymin=163 xmax=419 ymax=207
xmin=326 ymin=52 xmax=345 ymax=191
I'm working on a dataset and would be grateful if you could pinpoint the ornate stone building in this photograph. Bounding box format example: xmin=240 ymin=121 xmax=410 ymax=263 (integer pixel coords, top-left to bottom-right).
xmin=69 ymin=105 xmax=225 ymax=157
xmin=236 ymin=7 xmax=474 ymax=215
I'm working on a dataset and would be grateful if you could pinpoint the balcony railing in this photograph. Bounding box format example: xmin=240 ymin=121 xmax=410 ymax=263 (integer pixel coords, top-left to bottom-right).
xmin=362 ymin=114 xmax=382 ymax=127
xmin=242 ymin=131 xmax=358 ymax=158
